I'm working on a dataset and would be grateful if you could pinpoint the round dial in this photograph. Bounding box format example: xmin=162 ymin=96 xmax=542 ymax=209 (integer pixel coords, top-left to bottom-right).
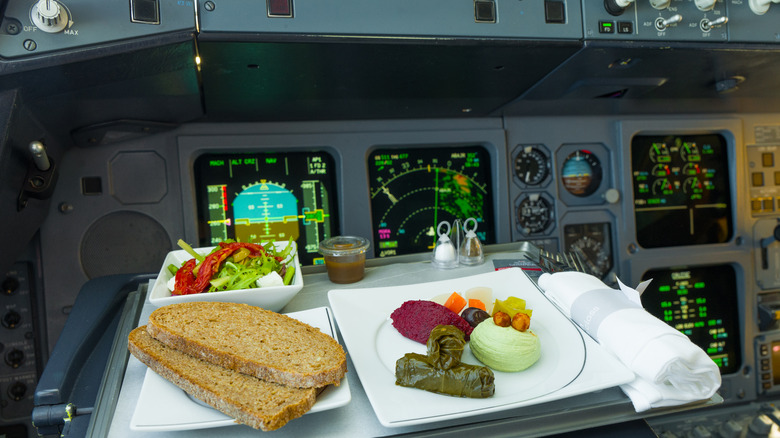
xmin=31 ymin=0 xmax=69 ymax=33
xmin=516 ymin=194 xmax=553 ymax=235
xmin=514 ymin=146 xmax=550 ymax=186
xmin=563 ymin=222 xmax=613 ymax=279
xmin=561 ymin=149 xmax=603 ymax=197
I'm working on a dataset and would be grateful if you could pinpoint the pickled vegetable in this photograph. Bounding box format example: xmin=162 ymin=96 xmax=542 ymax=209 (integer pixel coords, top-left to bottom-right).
xmin=395 ymin=325 xmax=495 ymax=398
xmin=492 ymin=296 xmax=533 ymax=319
xmin=467 ymin=298 xmax=486 ymax=311
xmin=443 ymin=292 xmax=467 ymax=314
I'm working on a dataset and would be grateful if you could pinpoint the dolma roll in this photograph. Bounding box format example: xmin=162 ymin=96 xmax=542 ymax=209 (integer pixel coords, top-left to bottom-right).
xmin=395 ymin=324 xmax=495 ymax=398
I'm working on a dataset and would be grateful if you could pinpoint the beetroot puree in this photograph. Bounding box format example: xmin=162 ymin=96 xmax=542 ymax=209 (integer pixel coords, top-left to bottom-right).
xmin=390 ymin=300 xmax=473 ymax=344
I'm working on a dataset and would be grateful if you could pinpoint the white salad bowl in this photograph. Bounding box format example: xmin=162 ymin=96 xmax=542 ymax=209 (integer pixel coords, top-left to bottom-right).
xmin=148 ymin=241 xmax=303 ymax=311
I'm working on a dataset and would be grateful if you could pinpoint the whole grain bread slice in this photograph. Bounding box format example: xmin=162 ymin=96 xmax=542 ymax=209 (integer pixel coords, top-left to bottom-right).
xmin=128 ymin=326 xmax=317 ymax=431
xmin=146 ymin=302 xmax=347 ymax=388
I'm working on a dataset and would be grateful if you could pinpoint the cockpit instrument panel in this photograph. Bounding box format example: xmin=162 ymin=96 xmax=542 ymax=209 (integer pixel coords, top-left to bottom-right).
xmin=194 ymin=151 xmax=339 ymax=265
xmin=369 ymin=145 xmax=495 ymax=258
xmin=631 ymin=134 xmax=732 ymax=248
xmin=641 ymin=264 xmax=741 ymax=375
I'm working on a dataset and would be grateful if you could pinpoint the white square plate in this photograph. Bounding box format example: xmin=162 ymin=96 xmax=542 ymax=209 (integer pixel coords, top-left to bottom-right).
xmin=129 ymin=307 xmax=351 ymax=431
xmin=148 ymin=241 xmax=303 ymax=311
xmin=328 ymin=268 xmax=634 ymax=428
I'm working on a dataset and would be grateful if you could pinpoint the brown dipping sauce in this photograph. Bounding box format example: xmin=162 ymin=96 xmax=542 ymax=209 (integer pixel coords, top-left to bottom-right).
xmin=324 ymin=255 xmax=366 ymax=284
xmin=319 ymin=236 xmax=370 ymax=284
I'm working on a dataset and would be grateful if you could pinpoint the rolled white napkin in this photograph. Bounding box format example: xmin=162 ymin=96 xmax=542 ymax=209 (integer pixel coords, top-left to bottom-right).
xmin=538 ymin=271 xmax=721 ymax=412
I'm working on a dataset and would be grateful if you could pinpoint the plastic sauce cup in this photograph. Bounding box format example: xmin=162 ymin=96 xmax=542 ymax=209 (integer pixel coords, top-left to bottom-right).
xmin=319 ymin=236 xmax=370 ymax=284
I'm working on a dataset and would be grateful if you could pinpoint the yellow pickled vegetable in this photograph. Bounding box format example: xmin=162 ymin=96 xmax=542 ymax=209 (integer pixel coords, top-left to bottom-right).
xmin=492 ymin=296 xmax=532 ymax=319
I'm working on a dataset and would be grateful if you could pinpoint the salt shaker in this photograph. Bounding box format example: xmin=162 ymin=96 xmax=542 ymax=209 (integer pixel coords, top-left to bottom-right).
xmin=431 ymin=221 xmax=458 ymax=269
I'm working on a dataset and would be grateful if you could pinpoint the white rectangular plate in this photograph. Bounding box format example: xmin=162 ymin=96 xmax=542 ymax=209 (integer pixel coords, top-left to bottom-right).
xmin=129 ymin=307 xmax=351 ymax=431
xmin=328 ymin=268 xmax=634 ymax=428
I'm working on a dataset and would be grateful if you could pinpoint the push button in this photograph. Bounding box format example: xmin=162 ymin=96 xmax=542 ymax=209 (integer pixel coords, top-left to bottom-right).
xmin=267 ymin=0 xmax=293 ymax=18
xmin=544 ymin=1 xmax=565 ymax=23
xmin=599 ymin=21 xmax=615 ymax=33
xmin=618 ymin=21 xmax=633 ymax=33
xmin=753 ymin=172 xmax=765 ymax=187
xmin=130 ymin=0 xmax=160 ymax=24
xmin=475 ymin=1 xmax=496 ymax=23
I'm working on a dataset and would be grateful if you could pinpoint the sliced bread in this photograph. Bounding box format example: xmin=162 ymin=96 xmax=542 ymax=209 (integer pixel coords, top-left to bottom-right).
xmin=128 ymin=326 xmax=317 ymax=431
xmin=146 ymin=302 xmax=347 ymax=388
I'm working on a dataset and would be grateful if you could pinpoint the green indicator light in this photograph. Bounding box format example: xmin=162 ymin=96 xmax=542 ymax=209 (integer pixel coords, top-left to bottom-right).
xmin=603 ymin=22 xmax=612 ymax=27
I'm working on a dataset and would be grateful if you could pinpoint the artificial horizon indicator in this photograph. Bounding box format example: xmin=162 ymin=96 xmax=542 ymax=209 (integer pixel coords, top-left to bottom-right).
xmin=194 ymin=151 xmax=339 ymax=265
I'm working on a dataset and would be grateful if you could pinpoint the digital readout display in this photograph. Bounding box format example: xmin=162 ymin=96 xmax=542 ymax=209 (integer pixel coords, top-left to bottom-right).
xmin=641 ymin=264 xmax=740 ymax=374
xmin=631 ymin=134 xmax=732 ymax=248
xmin=194 ymin=151 xmax=339 ymax=265
xmin=368 ymin=146 xmax=494 ymax=258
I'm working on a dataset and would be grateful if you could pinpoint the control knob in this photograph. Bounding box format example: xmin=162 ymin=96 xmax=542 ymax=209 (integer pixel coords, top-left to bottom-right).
xmin=750 ymin=0 xmax=780 ymax=14
xmin=605 ymin=0 xmax=634 ymax=16
xmin=650 ymin=0 xmax=672 ymax=9
xmin=30 ymin=0 xmax=69 ymax=33
xmin=694 ymin=0 xmax=717 ymax=11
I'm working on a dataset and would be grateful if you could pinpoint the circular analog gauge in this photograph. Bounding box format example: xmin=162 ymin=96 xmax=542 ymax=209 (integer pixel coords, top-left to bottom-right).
xmin=516 ymin=193 xmax=554 ymax=235
xmin=682 ymin=176 xmax=704 ymax=195
xmin=651 ymin=178 xmax=674 ymax=196
xmin=682 ymin=163 xmax=701 ymax=176
xmin=560 ymin=149 xmax=602 ymax=197
xmin=514 ymin=146 xmax=550 ymax=186
xmin=648 ymin=142 xmax=671 ymax=163
xmin=563 ymin=222 xmax=613 ymax=280
xmin=652 ymin=163 xmax=670 ymax=177
xmin=680 ymin=142 xmax=700 ymax=162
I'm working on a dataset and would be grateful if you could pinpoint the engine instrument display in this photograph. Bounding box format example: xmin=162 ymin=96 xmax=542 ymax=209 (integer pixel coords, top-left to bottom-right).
xmin=194 ymin=151 xmax=339 ymax=265
xmin=641 ymin=264 xmax=741 ymax=374
xmin=631 ymin=134 xmax=732 ymax=248
xmin=369 ymin=146 xmax=494 ymax=258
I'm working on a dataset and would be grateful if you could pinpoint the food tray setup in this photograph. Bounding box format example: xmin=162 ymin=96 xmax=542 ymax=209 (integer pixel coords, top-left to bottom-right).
xmin=327 ymin=268 xmax=635 ymax=428
xmin=128 ymin=307 xmax=351 ymax=431
xmin=147 ymin=241 xmax=303 ymax=311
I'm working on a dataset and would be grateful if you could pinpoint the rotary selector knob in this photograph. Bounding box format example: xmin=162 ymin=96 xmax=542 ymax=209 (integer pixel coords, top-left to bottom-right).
xmin=695 ymin=0 xmax=717 ymax=10
xmin=650 ymin=0 xmax=672 ymax=9
xmin=750 ymin=0 xmax=780 ymax=15
xmin=31 ymin=0 xmax=69 ymax=33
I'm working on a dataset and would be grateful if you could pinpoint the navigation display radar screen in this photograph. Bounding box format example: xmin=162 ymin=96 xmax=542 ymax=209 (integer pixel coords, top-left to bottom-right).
xmin=641 ymin=265 xmax=740 ymax=374
xmin=368 ymin=146 xmax=495 ymax=258
xmin=194 ymin=152 xmax=339 ymax=265
xmin=631 ymin=134 xmax=732 ymax=248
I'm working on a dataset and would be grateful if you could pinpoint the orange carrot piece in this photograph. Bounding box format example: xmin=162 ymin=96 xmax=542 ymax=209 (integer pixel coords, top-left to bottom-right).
xmin=443 ymin=292 xmax=467 ymax=314
xmin=468 ymin=298 xmax=486 ymax=311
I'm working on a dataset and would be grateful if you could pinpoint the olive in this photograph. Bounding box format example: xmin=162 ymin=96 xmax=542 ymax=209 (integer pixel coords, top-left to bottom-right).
xmin=461 ymin=307 xmax=490 ymax=328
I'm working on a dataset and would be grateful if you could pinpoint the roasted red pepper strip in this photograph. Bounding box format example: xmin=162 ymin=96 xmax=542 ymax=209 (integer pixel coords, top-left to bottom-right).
xmin=172 ymin=258 xmax=197 ymax=296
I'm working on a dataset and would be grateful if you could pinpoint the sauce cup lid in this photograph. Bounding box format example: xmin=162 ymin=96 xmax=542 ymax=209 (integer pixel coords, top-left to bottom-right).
xmin=319 ymin=236 xmax=370 ymax=256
